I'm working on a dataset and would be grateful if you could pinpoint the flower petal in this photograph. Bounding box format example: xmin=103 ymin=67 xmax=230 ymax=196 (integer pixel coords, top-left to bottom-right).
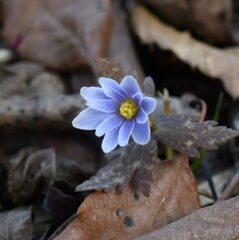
xmin=141 ymin=97 xmax=157 ymax=114
xmin=133 ymin=92 xmax=143 ymax=105
xmin=118 ymin=120 xmax=135 ymax=147
xmin=86 ymin=99 xmax=119 ymax=113
xmin=101 ymin=126 xmax=120 ymax=153
xmin=99 ymin=77 xmax=127 ymax=101
xmin=120 ymin=75 xmax=141 ymax=97
xmin=72 ymin=108 xmax=109 ymax=130
xmin=136 ymin=108 xmax=148 ymax=124
xmin=96 ymin=114 xmax=124 ymax=137
xmin=80 ymin=87 xmax=109 ymax=101
xmin=132 ymin=121 xmax=150 ymax=145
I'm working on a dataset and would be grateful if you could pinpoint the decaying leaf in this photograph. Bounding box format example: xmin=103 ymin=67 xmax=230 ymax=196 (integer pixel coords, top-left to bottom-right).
xmin=7 ymin=147 xmax=94 ymax=203
xmin=2 ymin=0 xmax=97 ymax=70
xmin=55 ymin=155 xmax=200 ymax=240
xmin=3 ymin=0 xmax=143 ymax=77
xmin=139 ymin=0 xmax=239 ymax=45
xmin=134 ymin=196 xmax=239 ymax=240
xmin=0 ymin=94 xmax=84 ymax=128
xmin=106 ymin=1 xmax=144 ymax=83
xmin=0 ymin=61 xmax=82 ymax=128
xmin=76 ymin=139 xmax=158 ymax=196
xmin=7 ymin=148 xmax=57 ymax=203
xmin=0 ymin=62 xmax=44 ymax=99
xmin=0 ymin=207 xmax=33 ymax=240
xmin=153 ymin=114 xmax=239 ymax=158
xmin=131 ymin=6 xmax=239 ymax=98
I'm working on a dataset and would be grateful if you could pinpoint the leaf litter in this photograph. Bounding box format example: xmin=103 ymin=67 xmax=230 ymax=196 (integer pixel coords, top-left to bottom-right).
xmin=0 ymin=1 xmax=239 ymax=239
xmin=134 ymin=196 xmax=239 ymax=240
xmin=131 ymin=5 xmax=239 ymax=99
xmin=54 ymin=155 xmax=200 ymax=240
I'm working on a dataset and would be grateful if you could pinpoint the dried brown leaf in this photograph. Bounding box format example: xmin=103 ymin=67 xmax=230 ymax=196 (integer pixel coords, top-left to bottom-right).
xmin=3 ymin=0 xmax=97 ymax=70
xmin=131 ymin=6 xmax=239 ymax=98
xmin=153 ymin=114 xmax=239 ymax=158
xmin=54 ymin=155 xmax=200 ymax=240
xmin=3 ymin=0 xmax=143 ymax=77
xmin=139 ymin=0 xmax=238 ymax=45
xmin=8 ymin=148 xmax=57 ymax=203
xmin=134 ymin=196 xmax=239 ymax=240
xmin=7 ymin=146 xmax=94 ymax=204
xmin=106 ymin=2 xmax=144 ymax=83
xmin=0 ymin=62 xmax=80 ymax=128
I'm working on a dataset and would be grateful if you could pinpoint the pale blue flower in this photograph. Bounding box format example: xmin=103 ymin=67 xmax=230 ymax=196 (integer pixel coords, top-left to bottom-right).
xmin=72 ymin=76 xmax=157 ymax=153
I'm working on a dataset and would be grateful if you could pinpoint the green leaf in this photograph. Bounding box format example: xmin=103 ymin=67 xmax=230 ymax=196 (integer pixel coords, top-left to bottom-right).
xmin=75 ymin=139 xmax=159 ymax=196
xmin=153 ymin=114 xmax=239 ymax=158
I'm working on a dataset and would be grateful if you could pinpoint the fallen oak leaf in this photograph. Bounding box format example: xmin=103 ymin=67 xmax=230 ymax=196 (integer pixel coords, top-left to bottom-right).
xmin=153 ymin=114 xmax=239 ymax=158
xmin=134 ymin=196 xmax=239 ymax=240
xmin=54 ymin=155 xmax=200 ymax=240
xmin=131 ymin=6 xmax=239 ymax=99
xmin=76 ymin=139 xmax=158 ymax=196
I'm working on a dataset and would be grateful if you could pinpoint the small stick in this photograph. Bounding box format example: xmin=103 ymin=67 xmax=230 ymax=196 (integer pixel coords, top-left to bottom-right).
xmin=220 ymin=171 xmax=239 ymax=200
xmin=48 ymin=213 xmax=78 ymax=240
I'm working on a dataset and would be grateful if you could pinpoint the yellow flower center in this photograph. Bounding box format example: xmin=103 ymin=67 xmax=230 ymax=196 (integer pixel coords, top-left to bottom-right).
xmin=119 ymin=99 xmax=138 ymax=119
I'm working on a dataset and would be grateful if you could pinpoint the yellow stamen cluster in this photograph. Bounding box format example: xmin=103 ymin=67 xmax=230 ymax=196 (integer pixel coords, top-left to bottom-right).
xmin=119 ymin=99 xmax=138 ymax=119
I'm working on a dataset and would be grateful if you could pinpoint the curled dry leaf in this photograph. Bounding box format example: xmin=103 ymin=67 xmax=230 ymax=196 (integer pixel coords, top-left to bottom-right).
xmin=7 ymin=147 xmax=94 ymax=204
xmin=0 ymin=62 xmax=63 ymax=98
xmin=0 ymin=62 xmax=80 ymax=128
xmin=3 ymin=0 xmax=105 ymax=70
xmin=3 ymin=0 xmax=143 ymax=77
xmin=0 ymin=62 xmax=43 ymax=98
xmin=139 ymin=0 xmax=239 ymax=45
xmin=54 ymin=155 xmax=200 ymax=240
xmin=153 ymin=114 xmax=239 ymax=158
xmin=0 ymin=207 xmax=33 ymax=240
xmin=134 ymin=196 xmax=239 ymax=240
xmin=7 ymin=148 xmax=57 ymax=203
xmin=131 ymin=6 xmax=239 ymax=98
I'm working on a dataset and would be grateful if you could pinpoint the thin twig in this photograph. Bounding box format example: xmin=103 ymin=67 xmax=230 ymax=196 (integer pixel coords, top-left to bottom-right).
xmin=220 ymin=171 xmax=239 ymax=200
xmin=48 ymin=213 xmax=78 ymax=240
